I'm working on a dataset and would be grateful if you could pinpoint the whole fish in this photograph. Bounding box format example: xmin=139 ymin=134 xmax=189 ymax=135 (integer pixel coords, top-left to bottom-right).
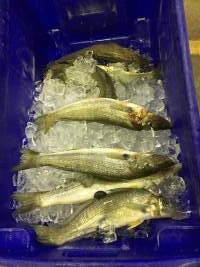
xmin=31 ymin=189 xmax=185 ymax=245
xmin=99 ymin=64 xmax=161 ymax=85
xmin=13 ymin=148 xmax=176 ymax=180
xmin=35 ymin=98 xmax=171 ymax=133
xmin=48 ymin=43 xmax=151 ymax=72
xmin=12 ymin=164 xmax=182 ymax=214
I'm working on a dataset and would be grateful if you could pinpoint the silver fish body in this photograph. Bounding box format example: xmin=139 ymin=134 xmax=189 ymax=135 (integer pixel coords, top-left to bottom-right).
xmin=32 ymin=189 xmax=184 ymax=245
xmin=35 ymin=98 xmax=171 ymax=133
xmin=14 ymin=148 xmax=176 ymax=180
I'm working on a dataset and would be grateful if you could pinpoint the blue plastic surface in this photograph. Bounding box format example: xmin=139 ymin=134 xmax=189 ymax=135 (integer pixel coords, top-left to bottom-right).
xmin=0 ymin=0 xmax=200 ymax=266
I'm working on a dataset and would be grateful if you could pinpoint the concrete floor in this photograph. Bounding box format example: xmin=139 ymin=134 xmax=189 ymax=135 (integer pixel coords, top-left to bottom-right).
xmin=184 ymin=0 xmax=200 ymax=107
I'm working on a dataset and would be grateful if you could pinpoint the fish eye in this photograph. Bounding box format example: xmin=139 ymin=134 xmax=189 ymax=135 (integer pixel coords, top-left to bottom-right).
xmin=123 ymin=153 xmax=130 ymax=160
xmin=94 ymin=191 xmax=107 ymax=200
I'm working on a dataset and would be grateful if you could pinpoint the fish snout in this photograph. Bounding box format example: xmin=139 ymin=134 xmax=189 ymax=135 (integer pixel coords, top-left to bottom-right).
xmin=158 ymin=198 xmax=188 ymax=220
xmin=148 ymin=154 xmax=177 ymax=169
xmin=148 ymin=114 xmax=172 ymax=130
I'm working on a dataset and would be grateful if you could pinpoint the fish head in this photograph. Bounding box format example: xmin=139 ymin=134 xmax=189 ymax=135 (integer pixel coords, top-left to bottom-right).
xmin=126 ymin=189 xmax=159 ymax=209
xmin=155 ymin=197 xmax=189 ymax=220
xmin=123 ymin=103 xmax=171 ymax=130
xmin=126 ymin=153 xmax=177 ymax=178
xmin=124 ymin=191 xmax=180 ymax=219
xmin=144 ymin=154 xmax=177 ymax=171
xmin=146 ymin=113 xmax=172 ymax=130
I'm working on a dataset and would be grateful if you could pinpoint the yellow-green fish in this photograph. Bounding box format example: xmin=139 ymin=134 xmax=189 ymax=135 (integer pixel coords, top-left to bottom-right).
xmin=13 ymin=148 xmax=176 ymax=180
xmin=32 ymin=189 xmax=185 ymax=245
xmin=12 ymin=164 xmax=182 ymax=214
xmin=48 ymin=43 xmax=151 ymax=71
xmin=35 ymin=98 xmax=171 ymax=133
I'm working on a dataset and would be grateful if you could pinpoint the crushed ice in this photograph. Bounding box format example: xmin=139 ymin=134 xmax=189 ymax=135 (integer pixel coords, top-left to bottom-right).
xmin=14 ymin=54 xmax=182 ymax=227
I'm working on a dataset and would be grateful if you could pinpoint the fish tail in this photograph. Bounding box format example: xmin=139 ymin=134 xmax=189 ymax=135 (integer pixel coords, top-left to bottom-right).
xmin=35 ymin=113 xmax=56 ymax=133
xmin=32 ymin=225 xmax=65 ymax=246
xmin=12 ymin=191 xmax=43 ymax=213
xmin=13 ymin=149 xmax=40 ymax=171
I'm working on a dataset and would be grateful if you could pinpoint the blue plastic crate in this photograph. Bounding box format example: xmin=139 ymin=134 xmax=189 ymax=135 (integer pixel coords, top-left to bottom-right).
xmin=0 ymin=0 xmax=200 ymax=266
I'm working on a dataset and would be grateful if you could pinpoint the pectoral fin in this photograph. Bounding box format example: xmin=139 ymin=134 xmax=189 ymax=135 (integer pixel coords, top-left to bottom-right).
xmin=127 ymin=220 xmax=144 ymax=230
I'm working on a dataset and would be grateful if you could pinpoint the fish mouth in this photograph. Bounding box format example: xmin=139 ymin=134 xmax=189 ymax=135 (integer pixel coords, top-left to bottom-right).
xmin=158 ymin=198 xmax=189 ymax=220
xmin=150 ymin=154 xmax=177 ymax=169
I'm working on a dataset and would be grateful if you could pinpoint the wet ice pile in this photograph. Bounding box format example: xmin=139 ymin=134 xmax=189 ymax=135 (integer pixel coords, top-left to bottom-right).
xmin=13 ymin=55 xmax=181 ymax=225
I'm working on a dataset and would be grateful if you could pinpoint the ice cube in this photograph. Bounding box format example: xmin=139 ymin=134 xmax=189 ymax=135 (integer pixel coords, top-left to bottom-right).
xmin=116 ymin=128 xmax=137 ymax=150
xmin=158 ymin=176 xmax=186 ymax=199
xmin=103 ymin=230 xmax=117 ymax=244
xmin=174 ymin=143 xmax=181 ymax=157
xmin=147 ymin=99 xmax=165 ymax=114
xmin=29 ymin=100 xmax=44 ymax=117
xmin=98 ymin=220 xmax=117 ymax=244
xmin=25 ymin=122 xmax=37 ymax=139
xmin=35 ymin=80 xmax=43 ymax=92
xmin=15 ymin=172 xmax=26 ymax=192
xmin=129 ymin=79 xmax=155 ymax=106
xmin=140 ymin=139 xmax=155 ymax=152
xmin=154 ymin=81 xmax=165 ymax=100
xmin=115 ymin=80 xmax=132 ymax=100
xmin=12 ymin=174 xmax=18 ymax=187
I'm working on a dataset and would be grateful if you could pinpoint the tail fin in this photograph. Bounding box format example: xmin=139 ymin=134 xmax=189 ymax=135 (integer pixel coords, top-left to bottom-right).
xmin=12 ymin=191 xmax=43 ymax=213
xmin=13 ymin=149 xmax=40 ymax=171
xmin=35 ymin=114 xmax=56 ymax=133
xmin=31 ymin=225 xmax=64 ymax=246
